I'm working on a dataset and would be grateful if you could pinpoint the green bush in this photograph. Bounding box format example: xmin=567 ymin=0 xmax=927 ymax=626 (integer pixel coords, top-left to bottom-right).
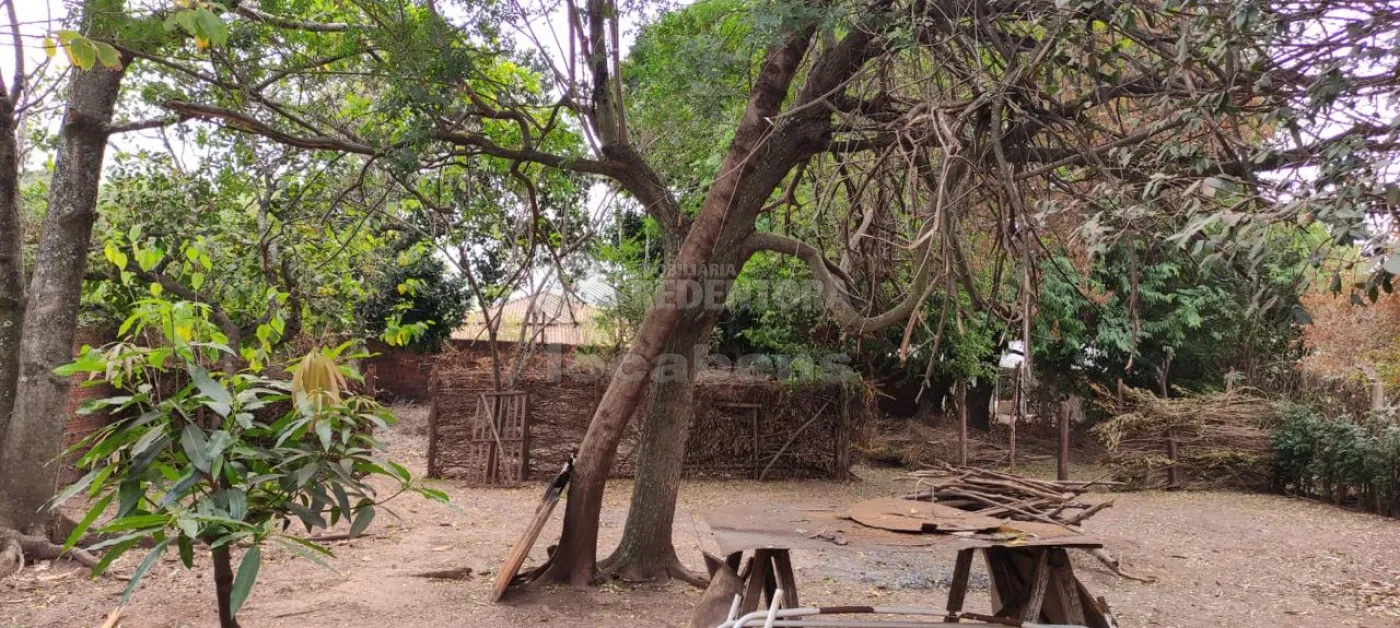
xmin=1271 ymin=403 xmax=1400 ymax=516
xmin=56 ymin=297 xmax=448 ymax=624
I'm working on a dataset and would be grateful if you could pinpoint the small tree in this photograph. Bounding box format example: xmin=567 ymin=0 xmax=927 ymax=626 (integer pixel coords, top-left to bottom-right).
xmin=356 ymin=247 xmax=470 ymax=352
xmin=55 ymin=297 xmax=447 ymax=627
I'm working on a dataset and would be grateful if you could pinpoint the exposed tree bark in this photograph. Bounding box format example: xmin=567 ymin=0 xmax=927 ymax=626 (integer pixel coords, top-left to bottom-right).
xmin=0 ymin=0 xmax=26 ymax=441
xmin=600 ymin=303 xmax=725 ymax=585
xmin=967 ymin=380 xmax=993 ymax=432
xmin=0 ymin=60 xmax=125 ymax=533
xmin=0 ymin=77 xmax=23 ymax=439
xmin=537 ymin=17 xmax=824 ymax=585
xmin=540 ymin=0 xmax=911 ymax=585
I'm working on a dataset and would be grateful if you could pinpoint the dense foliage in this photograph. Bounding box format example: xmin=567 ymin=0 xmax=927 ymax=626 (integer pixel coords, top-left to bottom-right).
xmin=56 ymin=297 xmax=446 ymax=620
xmin=356 ymin=247 xmax=471 ymax=353
xmin=1272 ymin=404 xmax=1400 ymax=517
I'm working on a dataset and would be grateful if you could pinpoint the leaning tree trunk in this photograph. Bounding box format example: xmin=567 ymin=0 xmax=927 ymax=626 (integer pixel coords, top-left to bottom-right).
xmin=600 ymin=305 xmax=724 ymax=584
xmin=535 ymin=17 xmax=820 ymax=586
xmin=0 ymin=63 xmax=124 ymax=533
xmin=0 ymin=86 xmax=23 ymax=438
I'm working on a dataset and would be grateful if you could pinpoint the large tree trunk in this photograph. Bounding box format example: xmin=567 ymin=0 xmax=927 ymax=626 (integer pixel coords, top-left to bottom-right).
xmin=536 ymin=20 xmax=822 ymax=584
xmin=0 ymin=63 xmax=124 ymax=532
xmin=600 ymin=305 xmax=723 ymax=584
xmin=0 ymin=87 xmax=23 ymax=437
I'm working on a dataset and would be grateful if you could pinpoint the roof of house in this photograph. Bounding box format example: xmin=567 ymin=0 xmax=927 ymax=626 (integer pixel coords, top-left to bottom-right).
xmin=452 ymin=293 xmax=601 ymax=346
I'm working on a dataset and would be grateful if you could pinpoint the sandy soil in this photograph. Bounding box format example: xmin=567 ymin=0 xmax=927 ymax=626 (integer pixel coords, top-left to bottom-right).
xmin=3 ymin=405 xmax=1399 ymax=628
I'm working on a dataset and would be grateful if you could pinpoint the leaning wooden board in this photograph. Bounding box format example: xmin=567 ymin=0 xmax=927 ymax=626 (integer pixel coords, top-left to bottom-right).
xmin=490 ymin=457 xmax=572 ymax=602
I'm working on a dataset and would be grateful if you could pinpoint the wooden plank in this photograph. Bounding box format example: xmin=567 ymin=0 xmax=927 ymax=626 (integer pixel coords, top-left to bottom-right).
xmin=490 ymin=458 xmax=571 ymax=603
xmin=1019 ymin=549 xmax=1051 ymax=622
xmin=1050 ymin=550 xmax=1085 ymax=625
xmin=771 ymin=550 xmax=800 ymax=609
xmin=739 ymin=550 xmax=771 ymax=615
xmin=982 ymin=548 xmax=1020 ymax=617
xmin=944 ymin=549 xmax=974 ymax=622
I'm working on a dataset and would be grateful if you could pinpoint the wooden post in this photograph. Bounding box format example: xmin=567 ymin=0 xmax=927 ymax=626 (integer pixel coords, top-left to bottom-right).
xmin=1166 ymin=427 xmax=1180 ymax=489
xmin=957 ymin=380 xmax=968 ymax=467
xmin=1057 ymin=399 xmax=1070 ymax=481
xmin=836 ymin=385 xmax=852 ymax=480
xmin=1009 ymin=369 xmax=1019 ymax=474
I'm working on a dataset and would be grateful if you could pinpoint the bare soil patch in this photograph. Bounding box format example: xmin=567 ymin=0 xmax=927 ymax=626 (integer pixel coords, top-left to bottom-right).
xmin=3 ymin=404 xmax=1398 ymax=628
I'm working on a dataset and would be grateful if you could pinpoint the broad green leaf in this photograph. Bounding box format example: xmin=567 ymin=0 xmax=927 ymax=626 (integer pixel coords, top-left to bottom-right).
xmin=63 ymin=492 xmax=114 ymax=554
xmin=315 ymin=420 xmax=332 ymax=451
xmin=174 ymin=11 xmax=198 ymax=37
xmin=158 ymin=468 xmax=201 ymax=508
xmin=195 ymin=7 xmax=229 ymax=47
xmin=274 ymin=537 xmax=332 ymax=570
xmin=104 ymin=241 xmax=128 ymax=270
xmin=91 ymin=537 xmax=140 ymax=577
xmin=177 ymin=534 xmax=195 ymax=568
xmin=120 ymin=539 xmax=169 ymax=605
xmin=181 ymin=424 xmax=211 ymax=472
xmin=229 ymin=545 xmax=261 ymax=616
xmin=348 ymin=505 xmax=375 ymax=537
xmin=188 ymin=364 xmax=233 ymax=416
xmin=221 ymin=487 xmax=248 ymax=520
xmin=101 ymin=513 xmax=169 ymax=533
xmin=51 ymin=467 xmax=102 ymax=507
xmin=64 ymin=37 xmax=97 ymax=70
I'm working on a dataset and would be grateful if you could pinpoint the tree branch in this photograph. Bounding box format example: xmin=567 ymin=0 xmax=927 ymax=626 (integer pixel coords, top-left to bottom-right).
xmin=745 ymin=231 xmax=935 ymax=335
xmin=108 ymin=114 xmax=190 ymax=136
xmin=232 ymin=4 xmax=351 ymax=32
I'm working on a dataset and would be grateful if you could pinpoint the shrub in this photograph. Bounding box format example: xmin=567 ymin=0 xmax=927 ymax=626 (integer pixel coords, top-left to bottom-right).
xmin=1270 ymin=403 xmax=1400 ymax=517
xmin=55 ymin=298 xmax=448 ymax=627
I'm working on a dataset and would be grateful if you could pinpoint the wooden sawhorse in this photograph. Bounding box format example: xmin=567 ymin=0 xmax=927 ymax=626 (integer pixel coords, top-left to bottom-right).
xmin=723 ymin=548 xmax=801 ymax=615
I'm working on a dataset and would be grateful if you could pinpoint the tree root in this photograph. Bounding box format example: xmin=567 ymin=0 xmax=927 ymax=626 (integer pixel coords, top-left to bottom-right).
xmin=598 ymin=550 xmax=708 ymax=588
xmin=0 ymin=526 xmax=122 ymax=581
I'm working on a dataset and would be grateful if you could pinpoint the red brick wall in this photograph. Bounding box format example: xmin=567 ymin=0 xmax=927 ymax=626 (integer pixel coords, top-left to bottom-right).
xmin=363 ymin=342 xmax=438 ymax=402
xmin=364 ymin=340 xmax=583 ymax=403
xmin=58 ymin=327 xmax=116 ymax=484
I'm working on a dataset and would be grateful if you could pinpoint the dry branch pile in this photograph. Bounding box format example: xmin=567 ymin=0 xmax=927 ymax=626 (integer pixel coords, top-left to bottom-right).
xmin=1091 ymin=388 xmax=1278 ymax=490
xmin=904 ymin=462 xmax=1114 ymax=526
xmin=858 ymin=418 xmax=1013 ymax=467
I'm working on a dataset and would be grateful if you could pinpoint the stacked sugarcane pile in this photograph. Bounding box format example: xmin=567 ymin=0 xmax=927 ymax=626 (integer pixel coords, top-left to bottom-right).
xmin=904 ymin=462 xmax=1114 ymax=526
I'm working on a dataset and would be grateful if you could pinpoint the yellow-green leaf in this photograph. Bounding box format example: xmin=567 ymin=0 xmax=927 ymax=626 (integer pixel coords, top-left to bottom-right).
xmin=64 ymin=37 xmax=97 ymax=70
xmin=43 ymin=37 xmax=56 ymax=59
xmin=93 ymin=42 xmax=122 ymax=70
xmin=104 ymin=242 xmax=128 ymax=270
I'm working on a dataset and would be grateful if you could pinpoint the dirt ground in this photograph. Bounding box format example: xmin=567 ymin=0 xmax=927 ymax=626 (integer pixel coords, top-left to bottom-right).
xmin=3 ymin=405 xmax=1399 ymax=628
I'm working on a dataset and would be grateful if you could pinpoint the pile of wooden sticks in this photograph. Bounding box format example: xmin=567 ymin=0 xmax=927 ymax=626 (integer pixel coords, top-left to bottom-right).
xmin=904 ymin=463 xmax=1114 ymax=527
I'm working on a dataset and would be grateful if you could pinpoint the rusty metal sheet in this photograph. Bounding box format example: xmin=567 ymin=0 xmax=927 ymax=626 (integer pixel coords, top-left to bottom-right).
xmin=849 ymin=498 xmax=1006 ymax=533
xmin=704 ymin=501 xmax=1105 ymax=557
